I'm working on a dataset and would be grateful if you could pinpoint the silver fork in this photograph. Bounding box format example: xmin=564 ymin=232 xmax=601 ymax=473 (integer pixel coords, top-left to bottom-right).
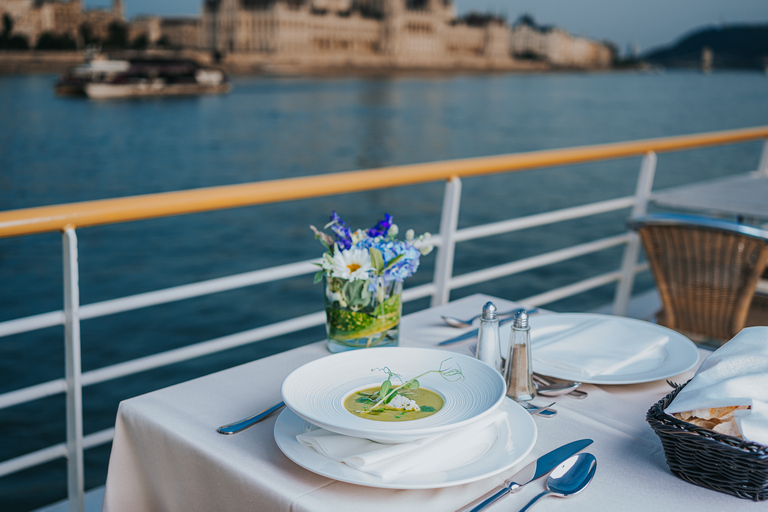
xmin=514 ymin=399 xmax=557 ymax=417
xmin=534 ymin=374 xmax=587 ymax=399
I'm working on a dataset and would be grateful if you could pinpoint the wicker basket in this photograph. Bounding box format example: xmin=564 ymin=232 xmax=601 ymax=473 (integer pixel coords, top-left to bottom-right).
xmin=647 ymin=381 xmax=768 ymax=501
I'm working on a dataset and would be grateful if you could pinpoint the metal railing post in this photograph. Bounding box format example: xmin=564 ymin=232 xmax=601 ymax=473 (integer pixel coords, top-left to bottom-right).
xmin=757 ymin=139 xmax=768 ymax=177
xmin=431 ymin=177 xmax=462 ymax=306
xmin=63 ymin=227 xmax=84 ymax=512
xmin=613 ymin=151 xmax=657 ymax=316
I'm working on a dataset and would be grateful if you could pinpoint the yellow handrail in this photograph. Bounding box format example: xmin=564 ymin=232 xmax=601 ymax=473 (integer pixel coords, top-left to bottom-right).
xmin=2 ymin=125 xmax=767 ymax=239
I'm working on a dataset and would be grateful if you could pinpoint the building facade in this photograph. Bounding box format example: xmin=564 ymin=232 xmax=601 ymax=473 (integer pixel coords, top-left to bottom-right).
xmin=509 ymin=19 xmax=613 ymax=69
xmin=200 ymin=0 xmax=524 ymax=69
xmin=198 ymin=0 xmax=613 ymax=70
xmin=0 ymin=0 xmax=613 ymax=71
xmin=0 ymin=0 xmax=123 ymax=47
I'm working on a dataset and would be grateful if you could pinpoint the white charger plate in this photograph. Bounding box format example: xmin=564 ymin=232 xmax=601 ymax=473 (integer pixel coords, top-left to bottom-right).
xmin=274 ymin=397 xmax=537 ymax=489
xmin=499 ymin=313 xmax=700 ymax=385
xmin=281 ymin=347 xmax=506 ymax=443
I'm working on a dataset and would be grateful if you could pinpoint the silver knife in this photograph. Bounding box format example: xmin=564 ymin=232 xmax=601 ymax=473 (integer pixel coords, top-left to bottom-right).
xmin=455 ymin=438 xmax=593 ymax=512
xmin=438 ymin=316 xmax=517 ymax=346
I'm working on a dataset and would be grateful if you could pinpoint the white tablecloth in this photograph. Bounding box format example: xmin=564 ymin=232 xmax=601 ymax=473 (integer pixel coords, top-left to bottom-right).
xmin=101 ymin=294 xmax=766 ymax=511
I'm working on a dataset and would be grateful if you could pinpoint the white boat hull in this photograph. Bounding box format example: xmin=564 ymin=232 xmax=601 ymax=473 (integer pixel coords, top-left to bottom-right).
xmin=84 ymin=81 xmax=231 ymax=99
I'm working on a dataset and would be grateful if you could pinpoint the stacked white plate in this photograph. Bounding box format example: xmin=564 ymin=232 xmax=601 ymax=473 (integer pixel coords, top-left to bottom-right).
xmin=275 ymin=347 xmax=537 ymax=488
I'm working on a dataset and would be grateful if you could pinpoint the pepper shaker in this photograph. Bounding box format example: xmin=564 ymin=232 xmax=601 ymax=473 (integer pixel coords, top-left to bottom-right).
xmin=476 ymin=302 xmax=502 ymax=374
xmin=505 ymin=309 xmax=535 ymax=401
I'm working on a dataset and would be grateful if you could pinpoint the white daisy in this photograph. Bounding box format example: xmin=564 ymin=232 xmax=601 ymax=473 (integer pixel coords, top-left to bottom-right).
xmin=331 ymin=246 xmax=373 ymax=281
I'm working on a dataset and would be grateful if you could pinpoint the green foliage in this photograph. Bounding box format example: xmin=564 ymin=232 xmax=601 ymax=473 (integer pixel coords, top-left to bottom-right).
xmin=35 ymin=32 xmax=76 ymax=50
xmin=130 ymin=34 xmax=148 ymax=50
xmin=2 ymin=13 xmax=12 ymax=38
xmin=342 ymin=279 xmax=371 ymax=309
xmin=0 ymin=14 xmax=28 ymax=49
xmin=103 ymin=21 xmax=128 ymax=49
xmin=369 ymin=248 xmax=385 ymax=275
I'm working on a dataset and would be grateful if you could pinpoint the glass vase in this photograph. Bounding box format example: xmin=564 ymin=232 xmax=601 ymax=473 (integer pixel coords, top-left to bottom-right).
xmin=324 ymin=276 xmax=402 ymax=353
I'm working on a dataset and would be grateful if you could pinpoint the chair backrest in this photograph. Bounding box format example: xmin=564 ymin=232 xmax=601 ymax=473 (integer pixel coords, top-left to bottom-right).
xmin=628 ymin=213 xmax=768 ymax=341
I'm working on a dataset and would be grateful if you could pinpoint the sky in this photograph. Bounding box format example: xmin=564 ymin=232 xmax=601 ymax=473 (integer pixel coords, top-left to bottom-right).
xmin=87 ymin=0 xmax=767 ymax=55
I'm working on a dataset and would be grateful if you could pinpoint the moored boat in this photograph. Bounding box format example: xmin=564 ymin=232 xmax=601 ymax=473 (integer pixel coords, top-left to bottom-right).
xmin=55 ymin=56 xmax=231 ymax=99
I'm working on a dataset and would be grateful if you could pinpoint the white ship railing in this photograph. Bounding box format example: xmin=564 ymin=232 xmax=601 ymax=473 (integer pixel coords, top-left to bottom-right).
xmin=1 ymin=126 xmax=767 ymax=512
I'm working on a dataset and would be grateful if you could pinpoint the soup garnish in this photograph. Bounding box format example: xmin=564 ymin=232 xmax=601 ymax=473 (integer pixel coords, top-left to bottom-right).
xmin=346 ymin=358 xmax=463 ymax=421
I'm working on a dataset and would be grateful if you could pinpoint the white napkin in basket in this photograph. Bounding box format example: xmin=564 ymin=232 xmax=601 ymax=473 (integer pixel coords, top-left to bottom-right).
xmin=665 ymin=326 xmax=768 ymax=445
xmin=532 ymin=317 xmax=669 ymax=378
xmin=296 ymin=409 xmax=505 ymax=481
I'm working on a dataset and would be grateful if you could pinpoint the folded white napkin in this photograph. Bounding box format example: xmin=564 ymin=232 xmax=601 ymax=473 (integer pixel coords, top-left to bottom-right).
xmin=665 ymin=326 xmax=768 ymax=445
xmin=296 ymin=410 xmax=506 ymax=481
xmin=532 ymin=317 xmax=668 ymax=378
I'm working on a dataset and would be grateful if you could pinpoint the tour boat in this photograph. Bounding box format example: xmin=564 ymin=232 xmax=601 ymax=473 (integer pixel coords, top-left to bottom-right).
xmin=55 ymin=56 xmax=231 ymax=99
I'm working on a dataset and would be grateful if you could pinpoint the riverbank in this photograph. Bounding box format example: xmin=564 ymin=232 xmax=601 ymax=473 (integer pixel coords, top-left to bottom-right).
xmin=0 ymin=49 xmax=617 ymax=76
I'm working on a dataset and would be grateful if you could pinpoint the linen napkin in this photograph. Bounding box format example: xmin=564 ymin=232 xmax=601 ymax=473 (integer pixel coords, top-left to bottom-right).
xmin=532 ymin=317 xmax=669 ymax=378
xmin=665 ymin=326 xmax=768 ymax=445
xmin=296 ymin=409 xmax=506 ymax=481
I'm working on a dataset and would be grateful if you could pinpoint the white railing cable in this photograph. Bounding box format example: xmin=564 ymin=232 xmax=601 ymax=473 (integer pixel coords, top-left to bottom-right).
xmin=0 ymin=379 xmax=67 ymax=410
xmin=448 ymin=234 xmax=631 ymax=290
xmin=0 ymin=311 xmax=66 ymax=338
xmin=79 ymin=259 xmax=321 ymax=320
xmin=0 ymin=427 xmax=116 ymax=479
xmin=453 ymin=196 xmax=636 ymax=242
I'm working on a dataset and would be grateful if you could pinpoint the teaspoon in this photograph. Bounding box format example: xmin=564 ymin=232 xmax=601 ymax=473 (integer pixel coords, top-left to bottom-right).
xmin=518 ymin=452 xmax=597 ymax=511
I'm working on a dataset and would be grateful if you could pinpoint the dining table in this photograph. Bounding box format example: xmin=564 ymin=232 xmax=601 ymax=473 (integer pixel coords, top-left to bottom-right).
xmin=100 ymin=294 xmax=765 ymax=511
xmin=651 ymin=171 xmax=768 ymax=223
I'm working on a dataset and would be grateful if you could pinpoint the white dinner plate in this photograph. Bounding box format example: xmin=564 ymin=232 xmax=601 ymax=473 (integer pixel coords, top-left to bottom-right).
xmin=281 ymin=347 xmax=506 ymax=443
xmin=499 ymin=313 xmax=700 ymax=385
xmin=273 ymin=397 xmax=537 ymax=489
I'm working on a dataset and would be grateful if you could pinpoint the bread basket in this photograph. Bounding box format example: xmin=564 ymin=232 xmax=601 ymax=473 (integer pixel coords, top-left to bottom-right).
xmin=647 ymin=381 xmax=768 ymax=501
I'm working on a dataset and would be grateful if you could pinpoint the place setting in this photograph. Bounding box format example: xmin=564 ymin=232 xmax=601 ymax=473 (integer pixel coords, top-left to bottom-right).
xmin=272 ymin=347 xmax=539 ymax=489
xmin=442 ymin=308 xmax=700 ymax=387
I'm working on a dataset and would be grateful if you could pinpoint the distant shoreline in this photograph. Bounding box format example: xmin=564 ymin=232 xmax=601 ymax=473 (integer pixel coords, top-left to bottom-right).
xmin=0 ymin=49 xmax=645 ymax=77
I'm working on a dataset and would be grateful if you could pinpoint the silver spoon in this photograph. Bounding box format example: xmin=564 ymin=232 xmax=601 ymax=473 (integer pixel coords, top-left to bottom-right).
xmin=217 ymin=401 xmax=286 ymax=434
xmin=518 ymin=452 xmax=597 ymax=512
xmin=441 ymin=308 xmax=537 ymax=328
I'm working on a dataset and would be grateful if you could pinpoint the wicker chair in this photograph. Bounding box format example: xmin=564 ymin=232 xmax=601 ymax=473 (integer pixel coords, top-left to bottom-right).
xmin=628 ymin=214 xmax=768 ymax=343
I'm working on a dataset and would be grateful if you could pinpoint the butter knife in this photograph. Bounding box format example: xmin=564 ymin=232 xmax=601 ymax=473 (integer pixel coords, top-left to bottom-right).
xmin=455 ymin=438 xmax=593 ymax=512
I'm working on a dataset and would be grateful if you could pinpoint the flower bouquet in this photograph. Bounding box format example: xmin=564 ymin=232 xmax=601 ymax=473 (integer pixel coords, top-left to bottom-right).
xmin=311 ymin=212 xmax=432 ymax=353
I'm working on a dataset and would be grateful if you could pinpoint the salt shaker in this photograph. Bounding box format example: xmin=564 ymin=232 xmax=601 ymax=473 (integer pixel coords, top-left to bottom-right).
xmin=476 ymin=302 xmax=502 ymax=374
xmin=505 ymin=309 xmax=535 ymax=401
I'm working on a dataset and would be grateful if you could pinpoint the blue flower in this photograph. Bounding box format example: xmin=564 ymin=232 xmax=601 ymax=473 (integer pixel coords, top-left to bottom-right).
xmin=367 ymin=214 xmax=393 ymax=239
xmin=359 ymin=238 xmax=421 ymax=282
xmin=327 ymin=211 xmax=352 ymax=250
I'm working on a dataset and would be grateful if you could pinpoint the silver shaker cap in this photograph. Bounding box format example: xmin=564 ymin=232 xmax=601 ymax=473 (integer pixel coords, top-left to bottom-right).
xmin=513 ymin=309 xmax=529 ymax=329
xmin=481 ymin=301 xmax=497 ymax=320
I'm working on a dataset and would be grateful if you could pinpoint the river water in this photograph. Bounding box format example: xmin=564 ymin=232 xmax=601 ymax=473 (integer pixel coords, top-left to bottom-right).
xmin=1 ymin=69 xmax=767 ymax=510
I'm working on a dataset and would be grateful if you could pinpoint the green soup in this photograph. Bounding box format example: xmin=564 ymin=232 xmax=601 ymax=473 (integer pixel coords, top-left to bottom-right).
xmin=344 ymin=385 xmax=444 ymax=422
